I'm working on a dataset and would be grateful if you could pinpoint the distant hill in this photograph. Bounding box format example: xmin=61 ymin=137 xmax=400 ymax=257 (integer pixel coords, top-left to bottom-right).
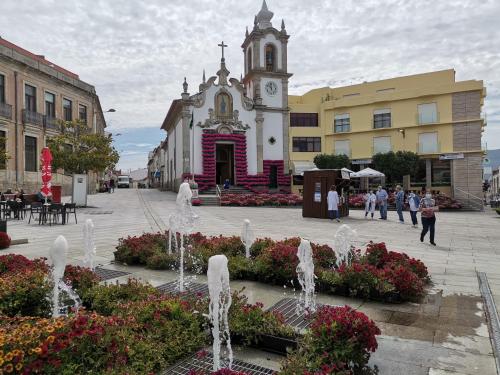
xmin=486 ymin=149 xmax=500 ymax=170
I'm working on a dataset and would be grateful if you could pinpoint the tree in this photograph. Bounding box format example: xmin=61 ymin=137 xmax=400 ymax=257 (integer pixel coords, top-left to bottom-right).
xmin=47 ymin=120 xmax=119 ymax=175
xmin=372 ymin=151 xmax=420 ymax=184
xmin=313 ymin=154 xmax=350 ymax=169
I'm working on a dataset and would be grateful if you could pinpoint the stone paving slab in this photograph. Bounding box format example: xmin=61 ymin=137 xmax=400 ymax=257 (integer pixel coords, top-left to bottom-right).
xmin=3 ymin=189 xmax=499 ymax=374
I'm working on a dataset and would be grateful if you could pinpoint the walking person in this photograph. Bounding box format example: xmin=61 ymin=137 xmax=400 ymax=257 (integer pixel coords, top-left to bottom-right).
xmin=363 ymin=190 xmax=371 ymax=219
xmin=419 ymin=192 xmax=439 ymax=246
xmin=109 ymin=178 xmax=115 ymax=193
xmin=327 ymin=185 xmax=340 ymax=222
xmin=395 ymin=185 xmax=405 ymax=223
xmin=376 ymin=186 xmax=388 ymax=220
xmin=368 ymin=190 xmax=377 ymax=219
xmin=407 ymin=191 xmax=420 ymax=227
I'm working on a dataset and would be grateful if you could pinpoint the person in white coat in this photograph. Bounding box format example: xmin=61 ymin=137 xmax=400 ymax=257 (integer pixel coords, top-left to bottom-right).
xmin=368 ymin=190 xmax=377 ymax=219
xmin=327 ymin=185 xmax=340 ymax=222
xmin=363 ymin=190 xmax=371 ymax=218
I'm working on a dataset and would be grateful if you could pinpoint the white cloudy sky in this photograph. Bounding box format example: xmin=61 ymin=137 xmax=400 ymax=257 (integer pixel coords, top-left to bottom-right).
xmin=1 ymin=0 xmax=499 ymax=170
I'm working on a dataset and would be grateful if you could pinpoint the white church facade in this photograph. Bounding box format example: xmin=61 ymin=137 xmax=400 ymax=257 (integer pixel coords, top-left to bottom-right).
xmin=161 ymin=1 xmax=292 ymax=192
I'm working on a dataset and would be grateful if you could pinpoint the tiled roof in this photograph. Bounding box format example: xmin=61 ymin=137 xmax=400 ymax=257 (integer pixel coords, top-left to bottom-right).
xmin=0 ymin=36 xmax=79 ymax=79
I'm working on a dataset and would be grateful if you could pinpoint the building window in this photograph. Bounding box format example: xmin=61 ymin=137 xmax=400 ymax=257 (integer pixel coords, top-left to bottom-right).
xmin=293 ymin=175 xmax=304 ymax=186
xmin=334 ymin=140 xmax=351 ymax=157
xmin=0 ymin=130 xmax=6 ymax=169
xmin=79 ymin=104 xmax=87 ymax=123
xmin=373 ymin=136 xmax=392 ymax=154
xmin=25 ymin=136 xmax=37 ymax=172
xmin=63 ymin=98 xmax=72 ymax=121
xmin=45 ymin=92 xmax=55 ymax=118
xmin=432 ymin=159 xmax=451 ymax=186
xmin=373 ymin=109 xmax=391 ymax=129
xmin=247 ymin=47 xmax=252 ymax=72
xmin=25 ymin=84 xmax=36 ymax=112
xmin=265 ymin=44 xmax=275 ymax=72
xmin=292 ymin=137 xmax=321 ymax=152
xmin=334 ymin=114 xmax=350 ymax=133
xmin=290 ymin=113 xmax=318 ymax=127
xmin=418 ymin=103 xmax=438 ymax=124
xmin=0 ymin=74 xmax=5 ymax=103
xmin=418 ymin=132 xmax=439 ymax=154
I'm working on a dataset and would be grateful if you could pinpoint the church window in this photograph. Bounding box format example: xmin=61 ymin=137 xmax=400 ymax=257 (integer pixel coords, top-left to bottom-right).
xmin=290 ymin=113 xmax=318 ymax=127
xmin=247 ymin=47 xmax=252 ymax=73
xmin=215 ymin=92 xmax=233 ymax=119
xmin=265 ymin=44 xmax=276 ymax=72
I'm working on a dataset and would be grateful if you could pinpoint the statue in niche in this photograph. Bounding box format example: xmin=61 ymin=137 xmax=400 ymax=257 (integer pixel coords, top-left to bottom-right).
xmin=216 ymin=92 xmax=232 ymax=118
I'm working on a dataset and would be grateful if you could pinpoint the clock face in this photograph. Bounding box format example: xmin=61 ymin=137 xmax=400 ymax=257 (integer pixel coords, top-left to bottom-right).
xmin=265 ymin=81 xmax=278 ymax=96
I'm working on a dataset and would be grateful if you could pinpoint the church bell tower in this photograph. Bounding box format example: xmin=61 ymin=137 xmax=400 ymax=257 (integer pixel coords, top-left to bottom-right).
xmin=241 ymin=0 xmax=292 ymax=174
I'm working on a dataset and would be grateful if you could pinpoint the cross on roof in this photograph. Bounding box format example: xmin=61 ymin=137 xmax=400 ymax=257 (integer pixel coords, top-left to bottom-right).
xmin=218 ymin=41 xmax=228 ymax=60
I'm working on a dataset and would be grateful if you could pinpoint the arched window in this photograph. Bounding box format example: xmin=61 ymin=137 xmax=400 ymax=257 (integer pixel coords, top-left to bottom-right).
xmin=215 ymin=92 xmax=233 ymax=119
xmin=247 ymin=47 xmax=252 ymax=73
xmin=265 ymin=44 xmax=276 ymax=72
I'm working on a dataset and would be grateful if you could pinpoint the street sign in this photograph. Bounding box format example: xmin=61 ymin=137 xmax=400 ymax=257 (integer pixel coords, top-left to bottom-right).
xmin=439 ymin=153 xmax=464 ymax=160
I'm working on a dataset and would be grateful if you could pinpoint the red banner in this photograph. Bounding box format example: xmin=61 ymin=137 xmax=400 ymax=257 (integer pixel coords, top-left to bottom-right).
xmin=41 ymin=147 xmax=53 ymax=197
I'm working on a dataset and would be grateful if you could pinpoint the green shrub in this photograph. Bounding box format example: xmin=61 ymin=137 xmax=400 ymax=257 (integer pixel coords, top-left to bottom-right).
xmin=227 ymin=256 xmax=256 ymax=280
xmin=0 ymin=269 xmax=52 ymax=317
xmin=114 ymin=232 xmax=166 ymax=265
xmin=249 ymin=238 xmax=275 ymax=258
xmin=83 ymin=279 xmax=160 ymax=315
xmin=146 ymin=252 xmax=178 ymax=270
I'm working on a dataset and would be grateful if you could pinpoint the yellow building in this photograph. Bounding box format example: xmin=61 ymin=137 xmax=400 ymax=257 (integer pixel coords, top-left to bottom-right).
xmin=289 ymin=69 xmax=486 ymax=208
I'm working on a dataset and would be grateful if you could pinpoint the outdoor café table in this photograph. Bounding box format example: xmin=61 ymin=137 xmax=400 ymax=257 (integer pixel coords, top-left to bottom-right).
xmin=39 ymin=203 xmax=67 ymax=225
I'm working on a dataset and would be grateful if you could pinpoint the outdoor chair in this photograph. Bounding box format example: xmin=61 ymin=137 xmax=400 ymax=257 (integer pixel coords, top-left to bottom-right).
xmin=29 ymin=202 xmax=43 ymax=224
xmin=48 ymin=203 xmax=64 ymax=226
xmin=64 ymin=203 xmax=77 ymax=224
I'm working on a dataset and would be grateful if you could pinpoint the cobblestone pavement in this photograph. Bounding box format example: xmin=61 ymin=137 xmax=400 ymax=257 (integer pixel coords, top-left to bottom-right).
xmin=5 ymin=188 xmax=500 ymax=374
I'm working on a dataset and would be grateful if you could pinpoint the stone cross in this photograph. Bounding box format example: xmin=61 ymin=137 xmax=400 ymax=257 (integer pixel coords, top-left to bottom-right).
xmin=218 ymin=41 xmax=228 ymax=60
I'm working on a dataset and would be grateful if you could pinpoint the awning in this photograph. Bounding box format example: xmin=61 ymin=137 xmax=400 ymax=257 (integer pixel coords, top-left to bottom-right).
xmin=292 ymin=161 xmax=317 ymax=175
xmin=350 ymin=167 xmax=385 ymax=178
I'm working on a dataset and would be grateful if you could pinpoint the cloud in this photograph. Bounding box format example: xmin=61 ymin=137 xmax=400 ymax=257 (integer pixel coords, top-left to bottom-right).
xmin=1 ymin=0 xmax=499 ymax=154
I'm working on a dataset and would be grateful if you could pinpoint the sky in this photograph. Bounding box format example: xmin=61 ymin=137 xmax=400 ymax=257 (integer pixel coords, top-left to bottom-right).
xmin=1 ymin=0 xmax=499 ymax=170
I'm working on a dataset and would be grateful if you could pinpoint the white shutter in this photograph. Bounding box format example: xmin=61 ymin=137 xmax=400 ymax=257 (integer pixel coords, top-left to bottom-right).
xmin=334 ymin=140 xmax=351 ymax=156
xmin=418 ymin=132 xmax=438 ymax=153
xmin=418 ymin=103 xmax=437 ymax=124
xmin=373 ymin=136 xmax=392 ymax=154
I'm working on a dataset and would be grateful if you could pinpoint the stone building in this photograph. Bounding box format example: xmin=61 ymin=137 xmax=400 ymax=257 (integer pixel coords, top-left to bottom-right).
xmin=0 ymin=36 xmax=106 ymax=194
xmin=161 ymin=1 xmax=291 ymax=192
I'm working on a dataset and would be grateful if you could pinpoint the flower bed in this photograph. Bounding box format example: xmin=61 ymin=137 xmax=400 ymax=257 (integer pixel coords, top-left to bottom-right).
xmin=0 ymin=253 xmax=382 ymax=374
xmin=115 ymin=233 xmax=429 ymax=302
xmin=220 ymin=193 xmax=303 ymax=207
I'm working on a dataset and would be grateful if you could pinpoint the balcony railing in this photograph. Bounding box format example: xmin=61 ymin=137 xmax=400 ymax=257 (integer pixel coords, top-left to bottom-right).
xmin=416 ymin=112 xmax=440 ymax=125
xmin=44 ymin=116 xmax=62 ymax=132
xmin=417 ymin=142 xmax=441 ymax=154
xmin=22 ymin=109 xmax=44 ymax=127
xmin=0 ymin=102 xmax=12 ymax=120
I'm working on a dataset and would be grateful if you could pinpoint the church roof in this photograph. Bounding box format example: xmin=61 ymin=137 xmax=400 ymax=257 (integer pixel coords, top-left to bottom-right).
xmin=256 ymin=0 xmax=273 ymax=29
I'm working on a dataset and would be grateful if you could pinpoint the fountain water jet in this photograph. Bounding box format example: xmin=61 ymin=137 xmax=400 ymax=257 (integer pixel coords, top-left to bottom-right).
xmin=82 ymin=219 xmax=96 ymax=270
xmin=296 ymin=238 xmax=316 ymax=314
xmin=334 ymin=224 xmax=356 ymax=267
xmin=207 ymin=254 xmax=233 ymax=371
xmin=241 ymin=219 xmax=255 ymax=259
xmin=50 ymin=236 xmax=68 ymax=317
xmin=170 ymin=182 xmax=198 ymax=292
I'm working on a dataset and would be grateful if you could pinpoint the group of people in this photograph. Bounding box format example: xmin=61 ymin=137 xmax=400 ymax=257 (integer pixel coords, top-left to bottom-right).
xmin=100 ymin=179 xmax=115 ymax=193
xmin=361 ymin=186 xmax=439 ymax=246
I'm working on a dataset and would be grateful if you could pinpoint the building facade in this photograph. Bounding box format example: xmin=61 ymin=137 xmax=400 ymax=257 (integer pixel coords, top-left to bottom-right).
xmin=0 ymin=37 xmax=106 ymax=194
xmin=289 ymin=69 xmax=486 ymax=206
xmin=161 ymin=1 xmax=291 ymax=192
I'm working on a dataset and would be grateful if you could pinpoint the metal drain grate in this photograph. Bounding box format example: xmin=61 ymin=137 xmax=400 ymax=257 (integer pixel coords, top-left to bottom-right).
xmin=94 ymin=267 xmax=131 ymax=281
xmin=156 ymin=281 xmax=209 ymax=298
xmin=267 ymin=298 xmax=326 ymax=330
xmin=165 ymin=352 xmax=274 ymax=374
xmin=83 ymin=210 xmax=114 ymax=215
xmin=477 ymin=272 xmax=500 ymax=374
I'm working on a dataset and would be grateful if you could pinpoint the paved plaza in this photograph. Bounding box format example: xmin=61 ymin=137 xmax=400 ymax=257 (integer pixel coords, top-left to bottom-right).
xmin=4 ymin=188 xmax=500 ymax=374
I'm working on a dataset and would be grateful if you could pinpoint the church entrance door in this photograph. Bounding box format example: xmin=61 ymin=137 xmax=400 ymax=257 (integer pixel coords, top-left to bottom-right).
xmin=216 ymin=143 xmax=234 ymax=185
